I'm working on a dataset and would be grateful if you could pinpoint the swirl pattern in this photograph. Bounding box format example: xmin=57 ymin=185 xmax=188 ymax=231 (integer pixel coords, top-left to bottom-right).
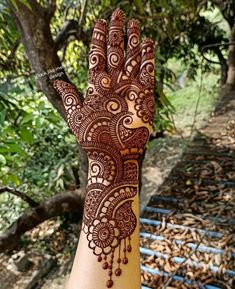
xmin=53 ymin=8 xmax=155 ymax=288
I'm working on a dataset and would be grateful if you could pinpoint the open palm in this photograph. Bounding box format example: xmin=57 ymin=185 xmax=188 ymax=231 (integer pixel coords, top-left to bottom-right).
xmin=53 ymin=9 xmax=155 ymax=160
xmin=54 ymin=9 xmax=155 ymax=288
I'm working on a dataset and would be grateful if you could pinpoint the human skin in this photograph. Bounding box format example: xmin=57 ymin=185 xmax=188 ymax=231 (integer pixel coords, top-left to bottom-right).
xmin=53 ymin=8 xmax=155 ymax=289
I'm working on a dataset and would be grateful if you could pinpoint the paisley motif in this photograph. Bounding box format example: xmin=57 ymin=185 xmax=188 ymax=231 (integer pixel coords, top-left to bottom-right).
xmin=53 ymin=8 xmax=155 ymax=288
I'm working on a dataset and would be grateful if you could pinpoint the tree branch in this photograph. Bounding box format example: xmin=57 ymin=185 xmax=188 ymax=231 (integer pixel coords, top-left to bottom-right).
xmin=9 ymin=0 xmax=69 ymax=120
xmin=8 ymin=0 xmax=89 ymax=191
xmin=55 ymin=20 xmax=78 ymax=50
xmin=0 ymin=192 xmax=84 ymax=252
xmin=0 ymin=186 xmax=39 ymax=207
xmin=78 ymin=0 xmax=88 ymax=36
xmin=212 ymin=0 xmax=235 ymax=29
xmin=0 ymin=38 xmax=20 ymax=70
xmin=7 ymin=38 xmax=20 ymax=60
xmin=54 ymin=19 xmax=90 ymax=50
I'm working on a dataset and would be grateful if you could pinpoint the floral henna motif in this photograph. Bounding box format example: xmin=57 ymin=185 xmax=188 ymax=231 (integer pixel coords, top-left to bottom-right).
xmin=88 ymin=217 xmax=119 ymax=255
xmin=53 ymin=8 xmax=155 ymax=288
xmin=134 ymin=91 xmax=155 ymax=124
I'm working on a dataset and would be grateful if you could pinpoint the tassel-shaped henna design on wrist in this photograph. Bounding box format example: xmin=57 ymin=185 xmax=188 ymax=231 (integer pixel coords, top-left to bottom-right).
xmin=53 ymin=8 xmax=155 ymax=288
xmin=84 ymin=184 xmax=138 ymax=288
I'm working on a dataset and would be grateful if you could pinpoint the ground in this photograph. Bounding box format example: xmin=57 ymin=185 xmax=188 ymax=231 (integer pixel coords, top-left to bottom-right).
xmin=0 ymin=73 xmax=224 ymax=289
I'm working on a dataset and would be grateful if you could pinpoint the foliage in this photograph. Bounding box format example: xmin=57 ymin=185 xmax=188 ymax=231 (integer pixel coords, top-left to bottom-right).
xmin=166 ymin=66 xmax=220 ymax=127
xmin=0 ymin=78 xmax=78 ymax=229
xmin=0 ymin=0 xmax=231 ymax=229
xmin=0 ymin=2 xmax=29 ymax=77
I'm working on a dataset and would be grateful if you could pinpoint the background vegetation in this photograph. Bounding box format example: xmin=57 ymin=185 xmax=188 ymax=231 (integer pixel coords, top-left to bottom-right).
xmin=0 ymin=0 xmax=234 ymax=253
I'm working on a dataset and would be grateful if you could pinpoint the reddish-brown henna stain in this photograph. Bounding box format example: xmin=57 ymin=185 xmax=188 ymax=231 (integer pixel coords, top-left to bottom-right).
xmin=53 ymin=8 xmax=155 ymax=288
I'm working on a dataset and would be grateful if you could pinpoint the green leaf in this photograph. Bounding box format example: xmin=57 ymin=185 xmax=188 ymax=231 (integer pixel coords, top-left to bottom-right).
xmin=6 ymin=143 xmax=27 ymax=157
xmin=47 ymin=112 xmax=62 ymax=126
xmin=133 ymin=0 xmax=145 ymax=15
xmin=35 ymin=117 xmax=43 ymax=128
xmin=38 ymin=101 xmax=46 ymax=110
xmin=102 ymin=0 xmax=110 ymax=7
xmin=20 ymin=128 xmax=33 ymax=143
xmin=21 ymin=113 xmax=34 ymax=125
xmin=7 ymin=174 xmax=21 ymax=186
xmin=9 ymin=0 xmax=18 ymax=10
xmin=0 ymin=154 xmax=6 ymax=165
xmin=0 ymin=109 xmax=6 ymax=125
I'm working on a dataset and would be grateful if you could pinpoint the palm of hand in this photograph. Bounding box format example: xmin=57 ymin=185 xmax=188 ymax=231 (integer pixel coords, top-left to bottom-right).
xmin=53 ymin=9 xmax=155 ymax=288
xmin=54 ymin=9 xmax=155 ymax=160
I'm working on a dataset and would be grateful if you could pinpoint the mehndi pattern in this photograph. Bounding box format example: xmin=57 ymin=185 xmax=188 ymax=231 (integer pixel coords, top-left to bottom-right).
xmin=53 ymin=8 xmax=155 ymax=288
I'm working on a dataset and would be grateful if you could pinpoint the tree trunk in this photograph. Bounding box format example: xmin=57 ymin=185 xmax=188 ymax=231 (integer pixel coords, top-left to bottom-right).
xmin=226 ymin=24 xmax=235 ymax=89
xmin=214 ymin=0 xmax=235 ymax=89
xmin=9 ymin=0 xmax=88 ymax=192
xmin=0 ymin=192 xmax=84 ymax=253
xmin=214 ymin=48 xmax=228 ymax=85
xmin=10 ymin=0 xmax=67 ymax=118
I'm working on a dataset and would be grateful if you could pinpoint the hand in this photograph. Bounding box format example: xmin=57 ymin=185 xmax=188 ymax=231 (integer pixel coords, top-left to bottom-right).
xmin=53 ymin=9 xmax=155 ymax=162
xmin=53 ymin=9 xmax=155 ymax=289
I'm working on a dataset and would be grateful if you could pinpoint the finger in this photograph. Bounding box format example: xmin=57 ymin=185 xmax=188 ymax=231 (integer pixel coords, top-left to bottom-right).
xmin=139 ymin=39 xmax=155 ymax=90
xmin=89 ymin=19 xmax=107 ymax=83
xmin=53 ymin=79 xmax=82 ymax=111
xmin=107 ymin=8 xmax=125 ymax=79
xmin=53 ymin=80 xmax=83 ymax=138
xmin=124 ymin=19 xmax=141 ymax=78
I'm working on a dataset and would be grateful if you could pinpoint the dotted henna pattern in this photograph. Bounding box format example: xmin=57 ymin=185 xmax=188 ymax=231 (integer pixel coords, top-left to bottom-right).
xmin=53 ymin=8 xmax=155 ymax=288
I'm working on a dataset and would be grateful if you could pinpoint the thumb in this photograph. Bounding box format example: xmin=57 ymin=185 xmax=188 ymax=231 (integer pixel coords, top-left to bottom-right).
xmin=53 ymin=79 xmax=83 ymax=113
xmin=53 ymin=79 xmax=83 ymax=139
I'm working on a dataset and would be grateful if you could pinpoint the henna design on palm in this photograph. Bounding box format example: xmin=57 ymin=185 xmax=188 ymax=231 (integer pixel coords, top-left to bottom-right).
xmin=53 ymin=8 xmax=155 ymax=288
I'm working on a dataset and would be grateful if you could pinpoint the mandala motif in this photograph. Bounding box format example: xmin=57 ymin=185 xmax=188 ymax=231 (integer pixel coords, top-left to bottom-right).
xmin=87 ymin=217 xmax=120 ymax=255
xmin=134 ymin=91 xmax=154 ymax=124
xmin=108 ymin=9 xmax=125 ymax=47
xmin=53 ymin=8 xmax=155 ymax=288
xmin=108 ymin=30 xmax=124 ymax=46
xmin=67 ymin=109 xmax=84 ymax=132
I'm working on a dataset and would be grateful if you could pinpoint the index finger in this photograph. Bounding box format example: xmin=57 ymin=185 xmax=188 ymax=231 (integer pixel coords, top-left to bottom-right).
xmin=89 ymin=19 xmax=107 ymax=82
xmin=139 ymin=39 xmax=155 ymax=91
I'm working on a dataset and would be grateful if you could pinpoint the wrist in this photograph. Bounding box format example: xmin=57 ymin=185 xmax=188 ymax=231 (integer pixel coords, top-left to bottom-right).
xmin=86 ymin=150 xmax=141 ymax=186
xmin=81 ymin=151 xmax=140 ymax=288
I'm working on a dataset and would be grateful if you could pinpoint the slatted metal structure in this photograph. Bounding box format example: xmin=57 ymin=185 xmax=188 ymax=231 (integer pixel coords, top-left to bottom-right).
xmin=140 ymin=92 xmax=235 ymax=288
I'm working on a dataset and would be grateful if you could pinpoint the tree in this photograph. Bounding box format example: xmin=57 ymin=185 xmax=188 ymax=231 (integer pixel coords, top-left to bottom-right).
xmin=213 ymin=0 xmax=235 ymax=89
xmin=0 ymin=0 xmax=234 ymax=252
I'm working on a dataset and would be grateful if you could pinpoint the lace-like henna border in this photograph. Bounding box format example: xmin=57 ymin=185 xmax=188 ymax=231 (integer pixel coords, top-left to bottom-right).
xmin=53 ymin=7 xmax=155 ymax=288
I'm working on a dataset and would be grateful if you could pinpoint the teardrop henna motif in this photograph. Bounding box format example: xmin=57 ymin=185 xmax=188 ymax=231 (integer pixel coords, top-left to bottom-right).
xmin=53 ymin=8 xmax=155 ymax=288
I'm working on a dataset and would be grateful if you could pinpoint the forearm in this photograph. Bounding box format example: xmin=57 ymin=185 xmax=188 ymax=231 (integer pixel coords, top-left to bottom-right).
xmin=53 ymin=8 xmax=155 ymax=289
xmin=67 ymin=158 xmax=141 ymax=289
xmin=68 ymin=197 xmax=140 ymax=289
